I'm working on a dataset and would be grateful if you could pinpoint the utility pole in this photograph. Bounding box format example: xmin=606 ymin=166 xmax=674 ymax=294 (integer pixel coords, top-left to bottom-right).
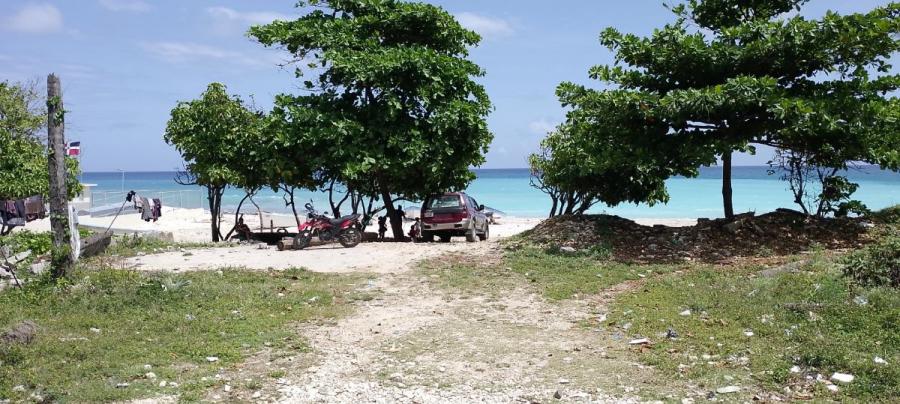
xmin=47 ymin=74 xmax=73 ymax=278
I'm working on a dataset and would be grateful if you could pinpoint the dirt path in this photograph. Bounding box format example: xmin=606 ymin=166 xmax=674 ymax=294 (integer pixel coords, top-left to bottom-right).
xmin=206 ymin=240 xmax=677 ymax=403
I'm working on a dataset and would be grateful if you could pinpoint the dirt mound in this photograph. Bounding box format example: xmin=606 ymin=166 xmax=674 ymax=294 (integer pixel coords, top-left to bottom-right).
xmin=518 ymin=210 xmax=873 ymax=263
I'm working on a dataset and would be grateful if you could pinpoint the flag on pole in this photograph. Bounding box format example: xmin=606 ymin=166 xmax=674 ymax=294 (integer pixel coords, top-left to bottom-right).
xmin=66 ymin=141 xmax=81 ymax=156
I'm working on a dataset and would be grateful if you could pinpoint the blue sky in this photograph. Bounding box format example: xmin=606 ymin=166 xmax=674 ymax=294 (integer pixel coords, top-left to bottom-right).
xmin=0 ymin=0 xmax=893 ymax=172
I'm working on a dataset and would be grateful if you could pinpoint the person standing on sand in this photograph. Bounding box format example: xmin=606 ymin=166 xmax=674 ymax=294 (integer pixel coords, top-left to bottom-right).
xmin=390 ymin=206 xmax=407 ymax=240
xmin=377 ymin=216 xmax=388 ymax=241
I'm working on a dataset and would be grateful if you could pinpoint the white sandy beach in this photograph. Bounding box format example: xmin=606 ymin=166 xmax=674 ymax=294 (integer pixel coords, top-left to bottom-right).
xmin=23 ymin=207 xmax=300 ymax=243
xmin=23 ymin=207 xmax=697 ymax=243
xmin=122 ymin=214 xmax=543 ymax=273
xmin=20 ymin=207 xmax=698 ymax=274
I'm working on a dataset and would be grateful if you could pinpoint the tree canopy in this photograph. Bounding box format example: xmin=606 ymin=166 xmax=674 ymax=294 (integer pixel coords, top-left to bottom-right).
xmin=0 ymin=81 xmax=80 ymax=202
xmin=550 ymin=0 xmax=900 ymax=219
xmin=529 ymin=123 xmax=673 ymax=217
xmin=250 ymin=0 xmax=493 ymax=238
xmin=164 ymin=83 xmax=262 ymax=242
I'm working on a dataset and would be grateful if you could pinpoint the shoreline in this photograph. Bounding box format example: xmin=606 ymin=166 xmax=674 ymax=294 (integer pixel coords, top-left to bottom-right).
xmin=21 ymin=207 xmax=700 ymax=243
xmin=74 ymin=168 xmax=900 ymax=223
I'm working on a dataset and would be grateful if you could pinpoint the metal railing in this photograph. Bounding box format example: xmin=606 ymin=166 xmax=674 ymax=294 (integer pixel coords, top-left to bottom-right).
xmin=90 ymin=190 xmax=206 ymax=210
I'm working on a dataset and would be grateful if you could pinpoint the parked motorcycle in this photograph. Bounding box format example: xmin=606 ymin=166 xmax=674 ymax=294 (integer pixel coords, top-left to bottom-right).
xmin=293 ymin=202 xmax=363 ymax=249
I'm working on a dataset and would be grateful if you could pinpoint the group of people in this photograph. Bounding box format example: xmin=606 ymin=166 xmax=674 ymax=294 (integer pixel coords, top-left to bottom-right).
xmin=376 ymin=205 xmax=422 ymax=242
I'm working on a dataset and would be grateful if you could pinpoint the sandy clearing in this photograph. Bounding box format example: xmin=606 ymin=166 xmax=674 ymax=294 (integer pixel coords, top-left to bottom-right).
xmin=115 ymin=213 xmax=700 ymax=403
xmin=125 ymin=218 xmax=542 ymax=273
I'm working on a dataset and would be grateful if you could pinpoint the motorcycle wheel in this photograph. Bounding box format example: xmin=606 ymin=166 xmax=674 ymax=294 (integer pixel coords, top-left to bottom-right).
xmin=293 ymin=232 xmax=312 ymax=250
xmin=338 ymin=228 xmax=362 ymax=248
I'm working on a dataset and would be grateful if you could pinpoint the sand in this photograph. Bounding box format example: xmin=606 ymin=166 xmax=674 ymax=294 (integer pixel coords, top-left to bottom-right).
xmin=19 ymin=206 xmax=697 ymax=274
xmin=23 ymin=207 xmax=300 ymax=243
xmin=125 ymin=216 xmax=543 ymax=273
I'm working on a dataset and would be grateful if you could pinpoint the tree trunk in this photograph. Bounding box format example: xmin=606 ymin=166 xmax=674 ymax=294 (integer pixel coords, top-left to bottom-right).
xmin=286 ymin=187 xmax=302 ymax=228
xmin=381 ymin=189 xmax=404 ymax=240
xmin=563 ymin=192 xmax=576 ymax=215
xmin=327 ymin=179 xmax=350 ymax=218
xmin=249 ymin=195 xmax=263 ymax=231
xmin=722 ymin=150 xmax=735 ymax=220
xmin=47 ymin=74 xmax=73 ymax=278
xmin=574 ymin=193 xmax=594 ymax=215
xmin=207 ymin=187 xmax=217 ymax=243
xmin=207 ymin=185 xmax=224 ymax=242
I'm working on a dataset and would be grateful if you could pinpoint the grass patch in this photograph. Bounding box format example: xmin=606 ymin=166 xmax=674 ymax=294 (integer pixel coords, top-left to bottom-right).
xmin=0 ymin=266 xmax=363 ymax=402
xmin=507 ymin=246 xmax=678 ymax=300
xmin=610 ymin=252 xmax=900 ymax=400
xmin=104 ymin=234 xmax=218 ymax=258
xmin=422 ymin=244 xmax=679 ymax=300
xmin=420 ymin=257 xmax=519 ymax=297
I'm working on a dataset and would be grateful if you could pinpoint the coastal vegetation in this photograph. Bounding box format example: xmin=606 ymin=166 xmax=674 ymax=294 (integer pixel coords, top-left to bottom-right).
xmin=166 ymin=0 xmax=495 ymax=242
xmin=249 ymin=0 xmax=494 ymax=239
xmin=422 ymin=205 xmax=900 ymax=401
xmin=3 ymin=0 xmax=900 ymax=402
xmin=164 ymin=83 xmax=264 ymax=242
xmin=0 ymin=81 xmax=81 ymax=206
xmin=531 ymin=0 xmax=900 ymax=219
xmin=0 ymin=265 xmax=365 ymax=402
xmin=611 ymin=248 xmax=900 ymax=400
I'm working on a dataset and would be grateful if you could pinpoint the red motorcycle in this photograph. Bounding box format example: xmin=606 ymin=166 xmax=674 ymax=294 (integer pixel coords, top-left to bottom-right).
xmin=293 ymin=202 xmax=363 ymax=250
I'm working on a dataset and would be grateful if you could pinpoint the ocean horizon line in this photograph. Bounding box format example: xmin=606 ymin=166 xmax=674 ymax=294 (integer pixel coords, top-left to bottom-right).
xmin=79 ymin=164 xmax=890 ymax=175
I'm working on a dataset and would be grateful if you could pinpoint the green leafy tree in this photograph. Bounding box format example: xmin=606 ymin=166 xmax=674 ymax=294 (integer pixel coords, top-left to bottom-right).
xmin=556 ymin=0 xmax=900 ymax=219
xmin=768 ymin=149 xmax=872 ymax=218
xmin=165 ymin=83 xmax=261 ymax=242
xmin=1 ymin=81 xmax=81 ymax=235
xmin=251 ymin=0 xmax=493 ymax=239
xmin=0 ymin=80 xmax=44 ymax=140
xmin=529 ymin=124 xmax=671 ymax=217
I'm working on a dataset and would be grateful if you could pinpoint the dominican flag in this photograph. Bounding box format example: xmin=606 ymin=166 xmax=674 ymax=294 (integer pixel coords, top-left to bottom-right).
xmin=66 ymin=141 xmax=81 ymax=156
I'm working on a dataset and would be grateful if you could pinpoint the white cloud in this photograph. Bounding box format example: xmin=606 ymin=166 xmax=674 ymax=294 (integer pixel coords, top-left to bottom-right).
xmin=141 ymin=41 xmax=280 ymax=68
xmin=528 ymin=119 xmax=557 ymax=136
xmin=5 ymin=4 xmax=63 ymax=34
xmin=98 ymin=0 xmax=151 ymax=13
xmin=207 ymin=6 xmax=291 ymax=26
xmin=455 ymin=12 xmax=514 ymax=39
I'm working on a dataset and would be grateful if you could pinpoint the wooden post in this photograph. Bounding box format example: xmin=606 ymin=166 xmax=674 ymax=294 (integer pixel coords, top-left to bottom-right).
xmin=47 ymin=74 xmax=73 ymax=278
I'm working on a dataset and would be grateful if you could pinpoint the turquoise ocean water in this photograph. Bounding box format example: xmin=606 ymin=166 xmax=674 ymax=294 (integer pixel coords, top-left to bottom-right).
xmin=81 ymin=167 xmax=900 ymax=219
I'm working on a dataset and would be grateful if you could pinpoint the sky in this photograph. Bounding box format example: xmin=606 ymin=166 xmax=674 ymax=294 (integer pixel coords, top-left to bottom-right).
xmin=0 ymin=0 xmax=894 ymax=172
